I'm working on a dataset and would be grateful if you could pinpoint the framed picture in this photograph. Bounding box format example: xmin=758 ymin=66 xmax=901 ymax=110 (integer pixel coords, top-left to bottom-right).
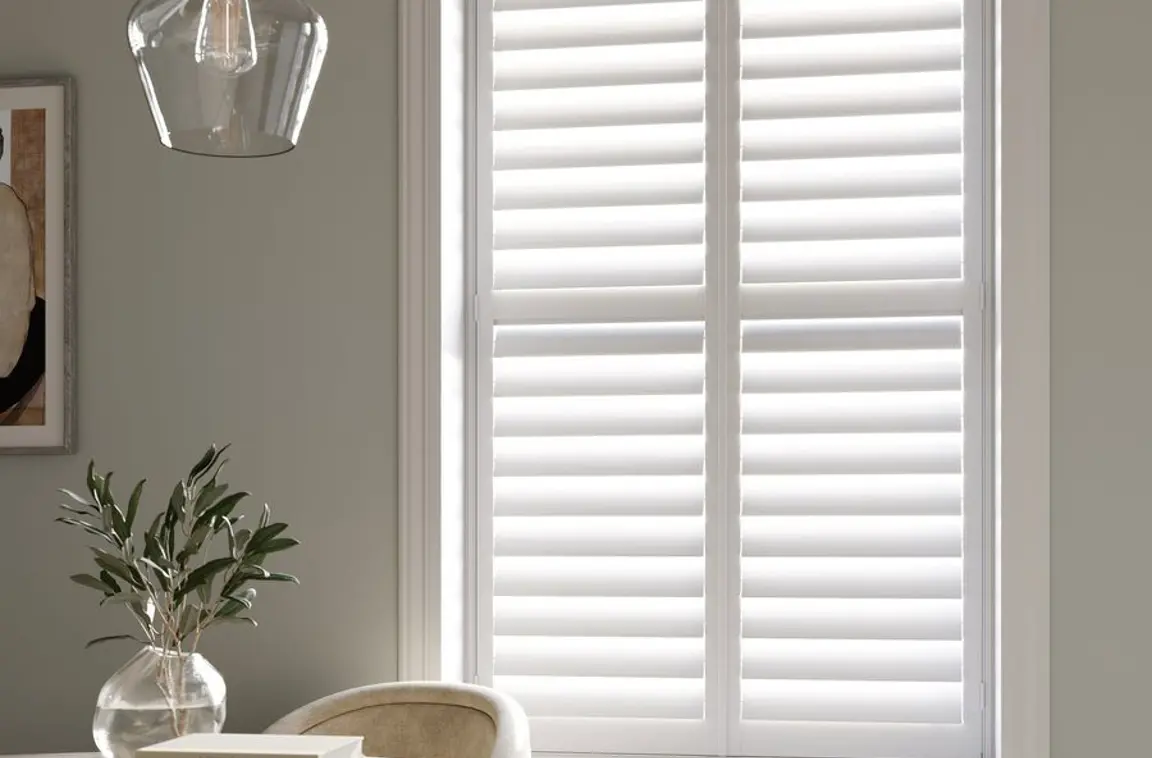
xmin=0 ymin=77 xmax=75 ymax=453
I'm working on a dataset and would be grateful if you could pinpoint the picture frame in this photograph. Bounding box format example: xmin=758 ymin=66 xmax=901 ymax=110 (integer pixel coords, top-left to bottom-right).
xmin=0 ymin=76 xmax=76 ymax=454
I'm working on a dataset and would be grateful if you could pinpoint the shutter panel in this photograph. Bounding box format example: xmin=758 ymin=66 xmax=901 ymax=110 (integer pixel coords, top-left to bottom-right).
xmin=736 ymin=1 xmax=982 ymax=757
xmin=478 ymin=1 xmax=985 ymax=757
xmin=486 ymin=0 xmax=712 ymax=753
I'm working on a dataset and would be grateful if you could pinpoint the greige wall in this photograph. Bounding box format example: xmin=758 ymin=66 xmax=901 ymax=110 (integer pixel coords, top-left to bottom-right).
xmin=0 ymin=0 xmax=398 ymax=750
xmin=1050 ymin=1 xmax=1152 ymax=756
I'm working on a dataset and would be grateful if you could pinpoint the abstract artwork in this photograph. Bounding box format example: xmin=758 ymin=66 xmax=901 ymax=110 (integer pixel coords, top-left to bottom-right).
xmin=0 ymin=78 xmax=74 ymax=453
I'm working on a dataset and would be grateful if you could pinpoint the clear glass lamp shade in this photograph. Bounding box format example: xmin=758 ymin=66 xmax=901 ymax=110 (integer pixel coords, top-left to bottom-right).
xmin=128 ymin=0 xmax=327 ymax=157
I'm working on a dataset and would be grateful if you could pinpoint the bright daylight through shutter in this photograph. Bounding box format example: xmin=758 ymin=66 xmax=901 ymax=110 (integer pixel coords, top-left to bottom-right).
xmin=477 ymin=0 xmax=985 ymax=756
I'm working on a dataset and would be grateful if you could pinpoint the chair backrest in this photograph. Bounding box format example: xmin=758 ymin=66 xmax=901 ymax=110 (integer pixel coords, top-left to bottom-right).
xmin=265 ymin=682 xmax=531 ymax=758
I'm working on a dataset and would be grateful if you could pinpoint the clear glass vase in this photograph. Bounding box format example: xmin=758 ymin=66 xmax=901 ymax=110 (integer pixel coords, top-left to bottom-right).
xmin=93 ymin=647 xmax=227 ymax=758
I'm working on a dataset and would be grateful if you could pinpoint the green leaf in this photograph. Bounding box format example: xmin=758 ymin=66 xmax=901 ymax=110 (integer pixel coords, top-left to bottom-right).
xmin=254 ymin=572 xmax=300 ymax=584
xmin=98 ymin=570 xmax=123 ymax=595
xmin=177 ymin=523 xmax=212 ymax=565
xmin=60 ymin=488 xmax=95 ymax=509
xmin=126 ymin=480 xmax=146 ymax=528
xmin=248 ymin=523 xmax=289 ymax=551
xmin=127 ymin=599 xmax=154 ymax=633
xmin=258 ymin=503 xmax=270 ymax=531
xmin=233 ymin=529 xmax=252 ymax=557
xmin=175 ymin=557 xmax=235 ymax=602
xmin=214 ymin=616 xmax=257 ymax=628
xmin=144 ymin=521 xmax=167 ymax=564
xmin=100 ymin=472 xmax=115 ymax=508
xmin=70 ymin=574 xmax=111 ymax=593
xmin=92 ymin=553 xmax=136 ymax=587
xmin=251 ymin=537 xmax=300 ymax=556
xmin=225 ymin=587 xmax=256 ymax=610
xmin=85 ymin=635 xmax=142 ymax=649
xmin=216 ymin=598 xmax=245 ymax=617
xmin=85 ymin=461 xmax=99 ymax=497
xmin=225 ymin=519 xmax=238 ymax=559
xmin=168 ymin=483 xmax=186 ymax=519
xmin=193 ymin=483 xmax=229 ymax=517
xmin=178 ymin=605 xmax=200 ymax=638
xmin=108 ymin=505 xmax=129 ymax=542
xmin=58 ymin=503 xmax=92 ymax=517
xmin=194 ymin=492 xmax=250 ymax=531
xmin=55 ymin=517 xmax=117 ymax=546
xmin=188 ymin=446 xmax=220 ymax=484
xmin=138 ymin=557 xmax=169 ymax=576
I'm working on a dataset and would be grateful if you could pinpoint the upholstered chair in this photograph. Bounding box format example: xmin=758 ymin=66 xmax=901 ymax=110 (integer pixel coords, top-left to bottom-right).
xmin=265 ymin=682 xmax=531 ymax=758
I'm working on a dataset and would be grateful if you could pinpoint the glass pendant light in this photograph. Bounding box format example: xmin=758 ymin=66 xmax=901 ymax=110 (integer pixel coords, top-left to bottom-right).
xmin=128 ymin=0 xmax=327 ymax=157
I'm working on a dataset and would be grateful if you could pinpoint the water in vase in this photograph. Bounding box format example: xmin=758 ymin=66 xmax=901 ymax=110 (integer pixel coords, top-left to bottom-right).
xmin=93 ymin=702 xmax=226 ymax=758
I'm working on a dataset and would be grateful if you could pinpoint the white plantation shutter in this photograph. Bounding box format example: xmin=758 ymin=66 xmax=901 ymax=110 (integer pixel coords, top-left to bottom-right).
xmin=474 ymin=1 xmax=986 ymax=757
xmin=485 ymin=1 xmax=711 ymax=754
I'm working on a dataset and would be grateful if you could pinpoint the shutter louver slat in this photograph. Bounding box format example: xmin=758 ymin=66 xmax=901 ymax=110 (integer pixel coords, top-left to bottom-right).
xmin=495 ymin=475 xmax=705 ymax=516
xmin=742 ymin=474 xmax=963 ymax=516
xmin=495 ymin=395 xmax=703 ymax=436
xmin=496 ymin=124 xmax=704 ymax=169
xmin=742 ymin=557 xmax=963 ymax=599
xmin=741 ymin=0 xmax=961 ymax=38
xmin=497 ymin=0 xmax=679 ymax=10
xmin=743 ymin=392 xmax=961 ymax=435
xmin=495 ymin=597 xmax=705 ymax=637
xmin=742 ymin=154 xmax=961 ymax=202
xmin=492 ymin=285 xmax=706 ymax=324
xmin=741 ymin=516 xmax=962 ymax=557
xmin=494 ymin=677 xmax=704 ymax=719
xmin=742 ymin=196 xmax=961 ymax=243
xmin=495 ymin=636 xmax=705 ymax=677
xmin=496 ymin=516 xmax=704 ymax=556
xmin=496 ymin=42 xmax=705 ymax=90
xmin=742 ymin=30 xmax=962 ymax=80
xmin=742 ymin=598 xmax=963 ymax=640
xmin=742 ymin=239 xmax=961 ymax=283
xmin=494 ymin=2 xmax=704 ymax=51
xmin=496 ymin=323 xmax=704 ymax=357
xmin=742 ymin=72 xmax=961 ymax=121
xmin=742 ymin=639 xmax=962 ymax=681
xmin=495 ymin=245 xmax=704 ymax=289
xmin=742 ymin=317 xmax=961 ymax=352
xmin=496 ymin=557 xmax=705 ymax=597
xmin=741 ymin=681 xmax=962 ymax=724
xmin=743 ymin=113 xmax=961 ymax=161
xmin=487 ymin=0 xmax=709 ymax=739
xmin=741 ymin=280 xmax=963 ymax=320
xmin=742 ymin=351 xmax=962 ymax=393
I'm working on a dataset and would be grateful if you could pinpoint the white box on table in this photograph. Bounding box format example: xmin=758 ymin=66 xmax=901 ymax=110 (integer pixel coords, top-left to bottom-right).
xmin=139 ymin=734 xmax=364 ymax=758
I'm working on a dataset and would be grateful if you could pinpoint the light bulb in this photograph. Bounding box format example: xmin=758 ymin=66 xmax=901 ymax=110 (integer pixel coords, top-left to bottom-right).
xmin=195 ymin=0 xmax=258 ymax=77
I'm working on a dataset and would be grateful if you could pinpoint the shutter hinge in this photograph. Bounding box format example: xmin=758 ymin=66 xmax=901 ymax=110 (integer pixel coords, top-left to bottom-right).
xmin=472 ymin=294 xmax=480 ymax=324
xmin=980 ymin=681 xmax=987 ymax=711
xmin=979 ymin=281 xmax=987 ymax=312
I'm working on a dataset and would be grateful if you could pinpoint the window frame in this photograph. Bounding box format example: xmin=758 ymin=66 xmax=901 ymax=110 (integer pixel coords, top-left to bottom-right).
xmin=397 ymin=2 xmax=1050 ymax=757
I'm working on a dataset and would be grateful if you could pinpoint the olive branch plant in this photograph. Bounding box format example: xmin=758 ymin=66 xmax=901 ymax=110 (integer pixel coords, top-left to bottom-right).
xmin=56 ymin=444 xmax=300 ymax=731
